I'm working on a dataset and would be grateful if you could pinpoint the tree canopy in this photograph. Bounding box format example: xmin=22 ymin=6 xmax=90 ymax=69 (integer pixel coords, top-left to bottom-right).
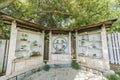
xmin=0 ymin=0 xmax=120 ymax=31
xmin=0 ymin=0 xmax=15 ymax=10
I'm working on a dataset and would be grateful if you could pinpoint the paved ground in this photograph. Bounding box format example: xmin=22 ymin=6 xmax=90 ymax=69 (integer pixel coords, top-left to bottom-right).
xmin=23 ymin=67 xmax=107 ymax=80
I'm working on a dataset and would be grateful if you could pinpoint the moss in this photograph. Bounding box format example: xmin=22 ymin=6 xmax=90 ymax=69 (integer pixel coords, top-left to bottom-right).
xmin=31 ymin=53 xmax=41 ymax=57
xmin=71 ymin=60 xmax=80 ymax=70
xmin=43 ymin=64 xmax=50 ymax=71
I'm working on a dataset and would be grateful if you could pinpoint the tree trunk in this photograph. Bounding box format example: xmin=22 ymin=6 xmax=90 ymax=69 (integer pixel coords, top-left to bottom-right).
xmin=0 ymin=0 xmax=16 ymax=10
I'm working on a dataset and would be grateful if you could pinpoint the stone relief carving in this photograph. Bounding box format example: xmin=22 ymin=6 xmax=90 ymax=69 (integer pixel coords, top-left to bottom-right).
xmin=53 ymin=37 xmax=67 ymax=54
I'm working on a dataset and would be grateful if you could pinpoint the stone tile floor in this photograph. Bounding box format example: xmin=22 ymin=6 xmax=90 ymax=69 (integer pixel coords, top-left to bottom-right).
xmin=23 ymin=68 xmax=107 ymax=80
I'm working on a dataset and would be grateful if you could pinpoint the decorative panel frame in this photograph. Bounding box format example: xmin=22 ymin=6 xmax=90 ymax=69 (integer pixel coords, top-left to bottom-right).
xmin=12 ymin=28 xmax=44 ymax=73
xmin=48 ymin=31 xmax=71 ymax=64
xmin=6 ymin=21 xmax=44 ymax=77
xmin=76 ymin=27 xmax=110 ymax=71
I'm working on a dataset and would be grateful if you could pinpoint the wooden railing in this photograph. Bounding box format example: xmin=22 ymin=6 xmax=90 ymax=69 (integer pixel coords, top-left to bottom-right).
xmin=107 ymin=33 xmax=120 ymax=64
xmin=0 ymin=39 xmax=9 ymax=76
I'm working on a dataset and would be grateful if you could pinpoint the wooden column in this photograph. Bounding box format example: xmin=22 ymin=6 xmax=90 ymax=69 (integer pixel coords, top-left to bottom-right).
xmin=49 ymin=31 xmax=52 ymax=62
xmin=101 ymin=24 xmax=110 ymax=70
xmin=42 ymin=30 xmax=44 ymax=62
xmin=69 ymin=32 xmax=71 ymax=60
xmin=101 ymin=25 xmax=109 ymax=60
xmin=6 ymin=20 xmax=17 ymax=75
xmin=75 ymin=31 xmax=78 ymax=61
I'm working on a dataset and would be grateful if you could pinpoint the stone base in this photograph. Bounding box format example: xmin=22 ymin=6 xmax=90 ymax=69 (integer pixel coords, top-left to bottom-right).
xmin=78 ymin=57 xmax=110 ymax=71
xmin=103 ymin=70 xmax=115 ymax=77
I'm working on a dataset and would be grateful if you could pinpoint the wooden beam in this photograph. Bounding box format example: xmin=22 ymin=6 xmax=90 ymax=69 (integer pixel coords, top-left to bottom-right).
xmin=0 ymin=12 xmax=117 ymax=32
xmin=3 ymin=21 xmax=42 ymax=32
xmin=75 ymin=18 xmax=117 ymax=32
xmin=1 ymin=14 xmax=46 ymax=30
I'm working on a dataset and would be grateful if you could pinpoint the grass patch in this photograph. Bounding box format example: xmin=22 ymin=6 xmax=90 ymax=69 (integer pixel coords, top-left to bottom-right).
xmin=106 ymin=70 xmax=120 ymax=80
xmin=107 ymin=74 xmax=120 ymax=80
xmin=116 ymin=70 xmax=120 ymax=77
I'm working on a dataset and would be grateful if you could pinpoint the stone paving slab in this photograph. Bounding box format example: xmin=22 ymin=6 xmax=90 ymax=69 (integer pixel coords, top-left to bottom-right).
xmin=23 ymin=68 xmax=107 ymax=80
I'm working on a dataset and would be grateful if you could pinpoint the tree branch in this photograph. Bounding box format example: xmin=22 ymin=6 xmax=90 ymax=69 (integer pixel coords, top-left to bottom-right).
xmin=0 ymin=0 xmax=16 ymax=10
xmin=34 ymin=10 xmax=73 ymax=16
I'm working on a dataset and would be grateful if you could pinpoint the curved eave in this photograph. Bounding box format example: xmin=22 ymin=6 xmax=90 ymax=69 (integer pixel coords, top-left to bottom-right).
xmin=0 ymin=12 xmax=117 ymax=33
xmin=0 ymin=12 xmax=47 ymax=31
xmin=74 ymin=18 xmax=117 ymax=33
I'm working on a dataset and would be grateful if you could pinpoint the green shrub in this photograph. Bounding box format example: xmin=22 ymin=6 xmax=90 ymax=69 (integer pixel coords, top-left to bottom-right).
xmin=71 ymin=60 xmax=80 ymax=70
xmin=116 ymin=70 xmax=120 ymax=77
xmin=43 ymin=64 xmax=50 ymax=71
xmin=107 ymin=74 xmax=120 ymax=80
